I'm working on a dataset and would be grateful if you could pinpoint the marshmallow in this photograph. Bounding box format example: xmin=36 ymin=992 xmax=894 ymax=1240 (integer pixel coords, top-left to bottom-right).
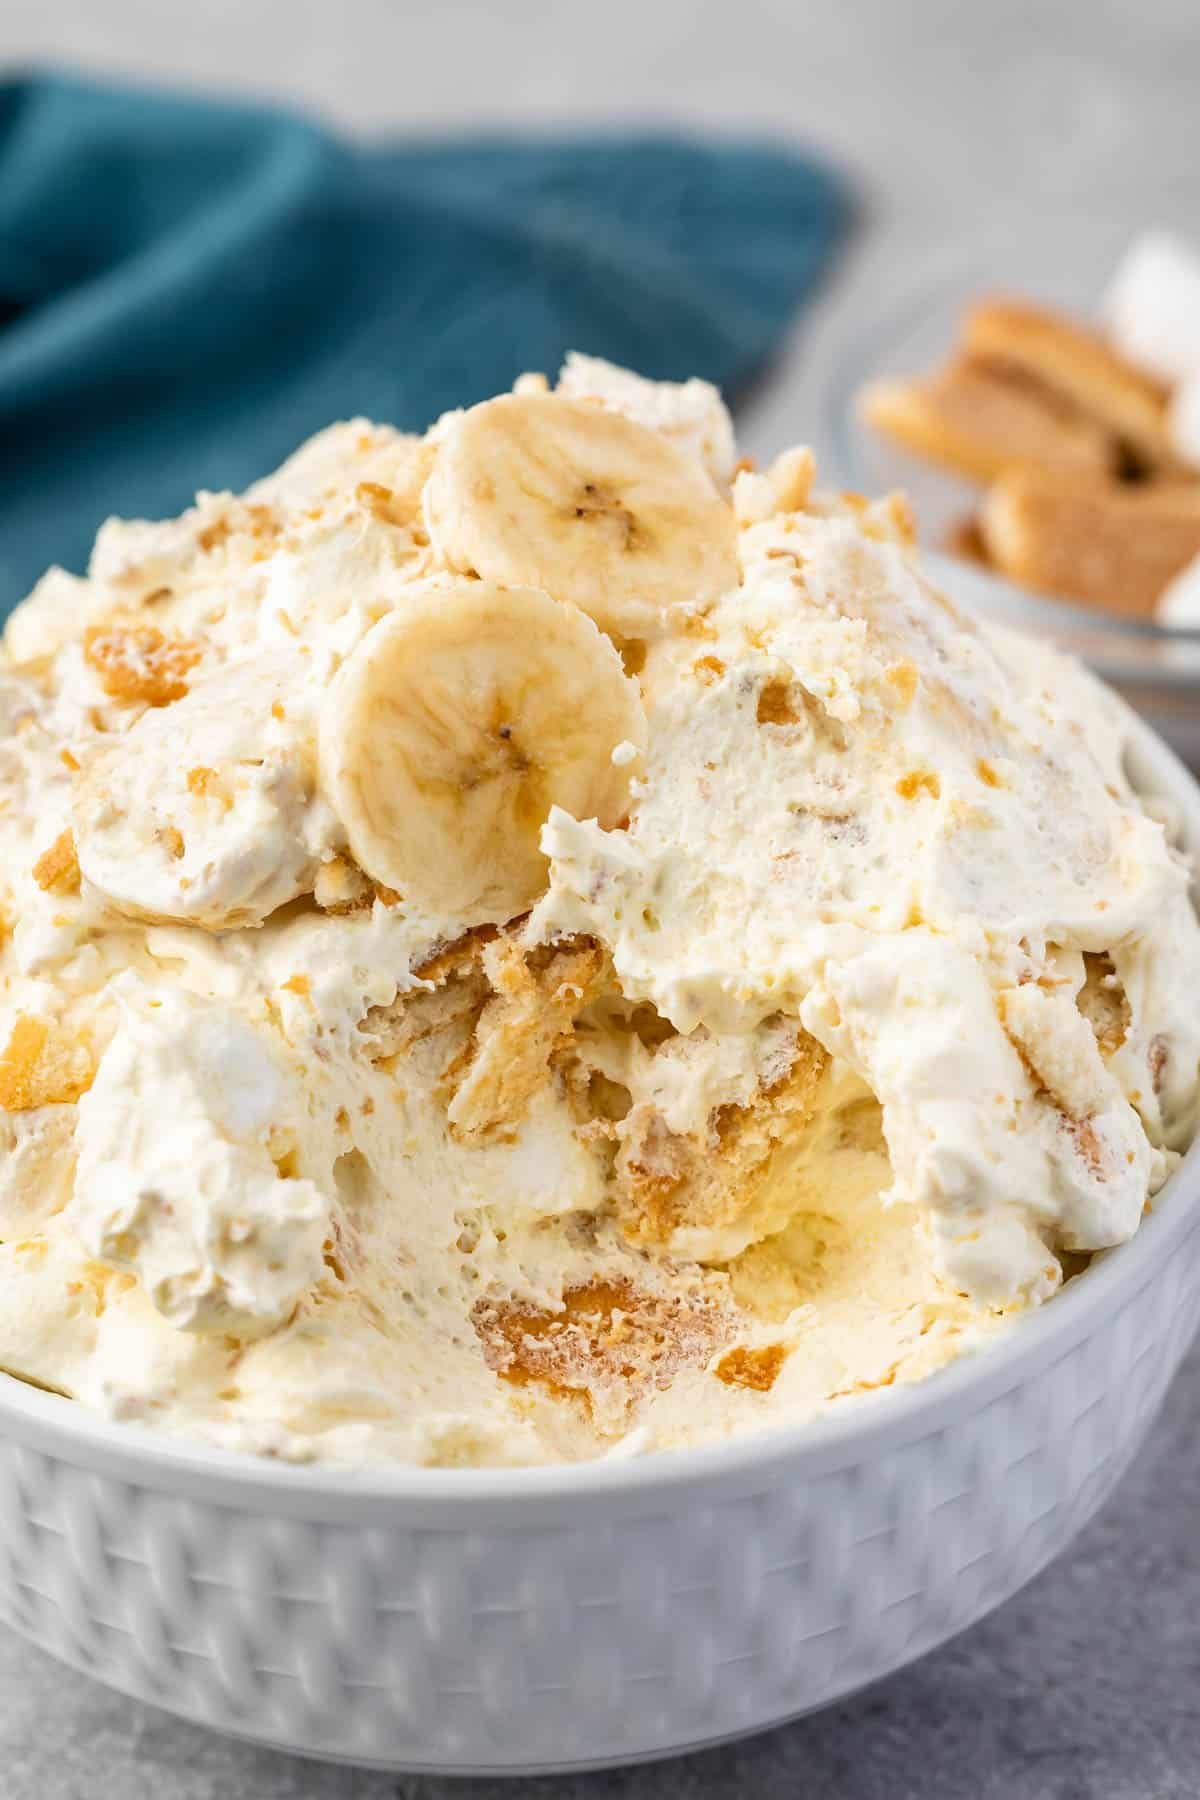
xmin=1157 ymin=550 xmax=1200 ymax=629
xmin=1104 ymin=231 xmax=1200 ymax=387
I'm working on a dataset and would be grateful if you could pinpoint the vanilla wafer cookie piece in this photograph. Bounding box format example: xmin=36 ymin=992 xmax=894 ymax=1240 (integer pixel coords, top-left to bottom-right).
xmin=859 ymin=361 xmax=1113 ymax=486
xmin=961 ymin=298 xmax=1183 ymax=474
xmin=980 ymin=469 xmax=1200 ymax=617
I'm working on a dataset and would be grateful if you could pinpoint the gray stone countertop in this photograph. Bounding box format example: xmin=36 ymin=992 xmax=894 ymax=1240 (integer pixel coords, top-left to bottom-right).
xmin=0 ymin=0 xmax=1198 ymax=1793
xmin=2 ymin=1343 xmax=1198 ymax=1800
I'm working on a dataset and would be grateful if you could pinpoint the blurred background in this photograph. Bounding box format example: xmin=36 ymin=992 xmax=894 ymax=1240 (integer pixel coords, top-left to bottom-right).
xmin=4 ymin=0 xmax=1198 ymax=469
xmin=5 ymin=0 xmax=1199 ymax=756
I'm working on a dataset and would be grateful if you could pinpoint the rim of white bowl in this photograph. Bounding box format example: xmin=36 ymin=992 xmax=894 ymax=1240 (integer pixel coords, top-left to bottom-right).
xmin=0 ymin=683 xmax=1196 ymax=1514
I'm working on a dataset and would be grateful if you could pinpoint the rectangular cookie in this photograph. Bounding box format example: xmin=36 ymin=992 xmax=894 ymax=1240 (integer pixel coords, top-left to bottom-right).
xmin=980 ymin=468 xmax=1200 ymax=617
xmin=859 ymin=360 xmax=1114 ymax=486
xmin=961 ymin=298 xmax=1184 ymax=475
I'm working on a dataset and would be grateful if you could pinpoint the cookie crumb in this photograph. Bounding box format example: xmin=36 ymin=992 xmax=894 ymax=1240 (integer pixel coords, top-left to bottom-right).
xmin=0 ymin=1015 xmax=94 ymax=1110
xmin=32 ymin=830 xmax=80 ymax=896
xmin=715 ymin=1343 xmax=787 ymax=1392
xmin=84 ymin=625 xmax=203 ymax=707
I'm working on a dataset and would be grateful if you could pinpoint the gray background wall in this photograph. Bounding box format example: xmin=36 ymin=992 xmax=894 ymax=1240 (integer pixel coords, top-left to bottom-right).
xmin=7 ymin=0 xmax=1200 ymax=462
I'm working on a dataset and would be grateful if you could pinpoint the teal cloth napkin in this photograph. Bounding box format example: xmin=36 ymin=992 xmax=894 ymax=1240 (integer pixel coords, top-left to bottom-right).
xmin=0 ymin=73 xmax=848 ymax=607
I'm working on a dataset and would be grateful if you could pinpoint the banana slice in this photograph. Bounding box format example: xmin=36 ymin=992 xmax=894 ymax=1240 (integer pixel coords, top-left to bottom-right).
xmin=319 ymin=580 xmax=647 ymax=920
xmin=423 ymin=392 xmax=738 ymax=640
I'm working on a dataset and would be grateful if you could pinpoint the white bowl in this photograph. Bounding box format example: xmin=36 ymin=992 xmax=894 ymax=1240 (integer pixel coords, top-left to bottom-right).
xmin=0 ymin=696 xmax=1197 ymax=1776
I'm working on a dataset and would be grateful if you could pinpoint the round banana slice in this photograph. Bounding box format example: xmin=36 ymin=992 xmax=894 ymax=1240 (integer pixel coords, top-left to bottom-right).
xmin=75 ymin=657 xmax=327 ymax=931
xmin=319 ymin=580 xmax=647 ymax=920
xmin=423 ymin=392 xmax=738 ymax=640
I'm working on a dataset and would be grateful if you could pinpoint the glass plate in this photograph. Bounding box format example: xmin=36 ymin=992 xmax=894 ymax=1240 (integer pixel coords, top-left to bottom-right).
xmin=819 ymin=233 xmax=1200 ymax=765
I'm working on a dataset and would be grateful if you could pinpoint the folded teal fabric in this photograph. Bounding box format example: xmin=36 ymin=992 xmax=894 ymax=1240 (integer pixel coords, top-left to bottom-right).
xmin=0 ymin=73 xmax=848 ymax=608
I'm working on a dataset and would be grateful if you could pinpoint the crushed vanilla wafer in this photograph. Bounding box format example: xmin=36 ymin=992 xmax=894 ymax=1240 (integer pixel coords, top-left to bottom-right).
xmin=0 ymin=1016 xmax=93 ymax=1111
xmin=32 ymin=830 xmax=80 ymax=896
xmin=83 ymin=623 xmax=203 ymax=706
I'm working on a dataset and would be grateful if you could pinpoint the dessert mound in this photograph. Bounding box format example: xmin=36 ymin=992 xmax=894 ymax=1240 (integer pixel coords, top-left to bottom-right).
xmin=0 ymin=352 xmax=1195 ymax=1467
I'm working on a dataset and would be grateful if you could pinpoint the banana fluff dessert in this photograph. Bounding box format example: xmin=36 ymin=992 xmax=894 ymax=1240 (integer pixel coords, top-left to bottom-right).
xmin=0 ymin=356 xmax=1197 ymax=1468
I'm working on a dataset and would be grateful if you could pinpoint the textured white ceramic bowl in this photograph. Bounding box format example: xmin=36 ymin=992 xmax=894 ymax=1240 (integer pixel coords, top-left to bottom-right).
xmin=0 ymin=708 xmax=1197 ymax=1777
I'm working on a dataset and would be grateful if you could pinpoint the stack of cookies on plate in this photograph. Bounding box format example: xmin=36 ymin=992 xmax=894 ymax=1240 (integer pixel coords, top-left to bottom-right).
xmin=860 ymin=235 xmax=1200 ymax=622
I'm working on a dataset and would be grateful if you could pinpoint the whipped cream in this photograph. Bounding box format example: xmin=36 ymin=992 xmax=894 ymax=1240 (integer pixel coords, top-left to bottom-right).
xmin=0 ymin=361 xmax=1193 ymax=1466
xmin=533 ymin=479 xmax=1189 ymax=1301
xmin=72 ymin=987 xmax=329 ymax=1333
